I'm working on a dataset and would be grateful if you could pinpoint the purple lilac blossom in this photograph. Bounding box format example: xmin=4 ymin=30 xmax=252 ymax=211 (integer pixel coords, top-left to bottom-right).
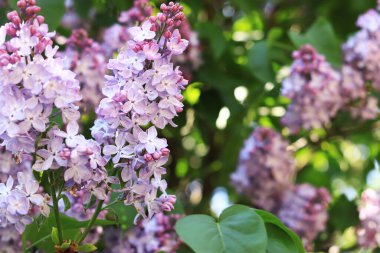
xmin=0 ymin=226 xmax=22 ymax=253
xmin=230 ymin=127 xmax=296 ymax=212
xmin=281 ymin=45 xmax=343 ymax=134
xmin=341 ymin=6 xmax=380 ymax=119
xmin=92 ymin=2 xmax=188 ymax=220
xmin=357 ymin=189 xmax=380 ymax=249
xmin=277 ymin=184 xmax=331 ymax=250
xmin=103 ymin=213 xmax=182 ymax=253
xmin=60 ymin=29 xmax=108 ymax=108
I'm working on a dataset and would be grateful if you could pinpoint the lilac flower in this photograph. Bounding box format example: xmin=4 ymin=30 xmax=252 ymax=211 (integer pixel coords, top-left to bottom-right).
xmin=129 ymin=21 xmax=155 ymax=42
xmin=10 ymin=24 xmax=39 ymax=56
xmin=137 ymin=127 xmax=168 ymax=154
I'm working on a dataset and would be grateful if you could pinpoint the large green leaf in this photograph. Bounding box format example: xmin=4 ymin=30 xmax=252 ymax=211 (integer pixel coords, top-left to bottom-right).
xmin=175 ymin=205 xmax=267 ymax=253
xmin=248 ymin=41 xmax=276 ymax=83
xmin=197 ymin=22 xmax=227 ymax=60
xmin=10 ymin=0 xmax=65 ymax=30
xmin=289 ymin=17 xmax=341 ymax=67
xmin=265 ymin=224 xmax=298 ymax=253
xmin=255 ymin=209 xmax=305 ymax=253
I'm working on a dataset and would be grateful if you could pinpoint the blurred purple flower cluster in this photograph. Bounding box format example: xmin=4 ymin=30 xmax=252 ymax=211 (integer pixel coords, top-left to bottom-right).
xmin=104 ymin=213 xmax=182 ymax=253
xmin=60 ymin=29 xmax=108 ymax=108
xmin=231 ymin=127 xmax=331 ymax=248
xmin=282 ymin=4 xmax=380 ymax=133
xmin=281 ymin=45 xmax=342 ymax=134
xmin=231 ymin=127 xmax=295 ymax=211
xmin=357 ymin=189 xmax=380 ymax=248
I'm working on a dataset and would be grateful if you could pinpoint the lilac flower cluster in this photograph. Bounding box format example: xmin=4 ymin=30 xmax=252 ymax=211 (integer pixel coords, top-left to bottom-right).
xmin=230 ymin=127 xmax=296 ymax=211
xmin=341 ymin=6 xmax=380 ymax=119
xmin=277 ymin=184 xmax=331 ymax=250
xmin=0 ymin=0 xmax=87 ymax=233
xmin=231 ymin=127 xmax=331 ymax=248
xmin=93 ymin=1 xmax=188 ymax=220
xmin=356 ymin=189 xmax=380 ymax=249
xmin=281 ymin=45 xmax=343 ymax=134
xmin=60 ymin=29 xmax=108 ymax=107
xmin=104 ymin=213 xmax=182 ymax=253
xmin=0 ymin=0 xmax=81 ymax=154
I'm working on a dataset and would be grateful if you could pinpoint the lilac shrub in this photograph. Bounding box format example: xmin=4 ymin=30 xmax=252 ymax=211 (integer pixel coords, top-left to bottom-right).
xmin=0 ymin=0 xmax=190 ymax=249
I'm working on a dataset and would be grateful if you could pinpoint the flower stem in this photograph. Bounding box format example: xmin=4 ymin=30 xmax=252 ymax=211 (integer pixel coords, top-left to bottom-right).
xmin=77 ymin=199 xmax=104 ymax=244
xmin=50 ymin=172 xmax=64 ymax=245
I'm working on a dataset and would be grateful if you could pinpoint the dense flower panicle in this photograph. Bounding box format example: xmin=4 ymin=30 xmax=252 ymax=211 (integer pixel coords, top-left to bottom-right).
xmin=0 ymin=0 xmax=81 ymax=154
xmin=104 ymin=213 xmax=182 ymax=253
xmin=281 ymin=45 xmax=343 ymax=133
xmin=230 ymin=127 xmax=296 ymax=211
xmin=341 ymin=7 xmax=380 ymax=119
xmin=277 ymin=184 xmax=331 ymax=249
xmin=60 ymin=29 xmax=108 ymax=107
xmin=0 ymin=227 xmax=22 ymax=253
xmin=357 ymin=189 xmax=380 ymax=248
xmin=92 ymin=1 xmax=188 ymax=220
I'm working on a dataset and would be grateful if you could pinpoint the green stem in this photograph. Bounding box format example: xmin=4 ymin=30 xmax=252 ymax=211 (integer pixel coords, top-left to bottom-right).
xmin=101 ymin=199 xmax=121 ymax=211
xmin=50 ymin=172 xmax=64 ymax=245
xmin=77 ymin=199 xmax=104 ymax=244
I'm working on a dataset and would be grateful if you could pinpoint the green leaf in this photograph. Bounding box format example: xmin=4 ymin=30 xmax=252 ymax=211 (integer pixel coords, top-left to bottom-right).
xmin=175 ymin=204 xmax=267 ymax=253
xmin=288 ymin=17 xmax=341 ymax=67
xmin=197 ymin=23 xmax=227 ymax=59
xmin=78 ymin=244 xmax=97 ymax=252
xmin=51 ymin=227 xmax=59 ymax=245
xmin=248 ymin=41 xmax=275 ymax=83
xmin=61 ymin=241 xmax=71 ymax=249
xmin=255 ymin=210 xmax=305 ymax=253
xmin=23 ymin=212 xmax=116 ymax=253
xmin=329 ymin=195 xmax=359 ymax=232
xmin=265 ymin=224 xmax=298 ymax=253
xmin=61 ymin=194 xmax=71 ymax=212
xmin=10 ymin=0 xmax=65 ymax=30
